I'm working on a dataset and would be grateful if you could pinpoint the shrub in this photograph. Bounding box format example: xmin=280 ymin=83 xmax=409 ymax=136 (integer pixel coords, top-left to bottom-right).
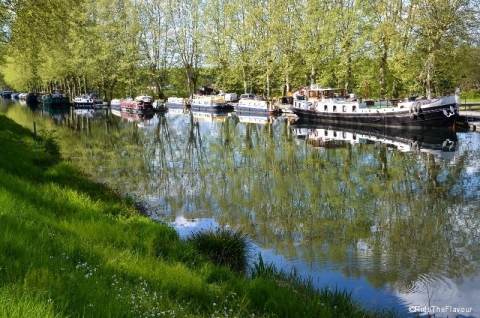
xmin=32 ymin=129 xmax=61 ymax=168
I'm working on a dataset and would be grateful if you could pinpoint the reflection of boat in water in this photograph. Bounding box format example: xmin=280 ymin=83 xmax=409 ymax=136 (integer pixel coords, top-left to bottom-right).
xmin=153 ymin=99 xmax=168 ymax=111
xmin=74 ymin=108 xmax=103 ymax=118
xmin=111 ymin=108 xmax=154 ymax=123
xmin=167 ymin=107 xmax=190 ymax=115
xmin=110 ymin=98 xmax=122 ymax=110
xmin=191 ymin=109 xmax=232 ymax=123
xmin=40 ymin=106 xmax=70 ymax=122
xmin=41 ymin=106 xmax=70 ymax=116
xmin=290 ymin=120 xmax=458 ymax=160
xmin=235 ymin=111 xmax=276 ymax=124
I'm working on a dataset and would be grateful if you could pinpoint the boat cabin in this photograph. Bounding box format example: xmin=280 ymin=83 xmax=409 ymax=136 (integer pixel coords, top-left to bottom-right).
xmin=308 ymin=88 xmax=346 ymax=101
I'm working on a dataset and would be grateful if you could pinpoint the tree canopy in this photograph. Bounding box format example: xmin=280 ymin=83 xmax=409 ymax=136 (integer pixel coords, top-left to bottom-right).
xmin=1 ymin=0 xmax=479 ymax=99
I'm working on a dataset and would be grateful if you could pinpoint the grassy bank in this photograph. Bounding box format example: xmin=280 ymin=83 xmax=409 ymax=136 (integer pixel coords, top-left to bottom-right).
xmin=0 ymin=114 xmax=396 ymax=317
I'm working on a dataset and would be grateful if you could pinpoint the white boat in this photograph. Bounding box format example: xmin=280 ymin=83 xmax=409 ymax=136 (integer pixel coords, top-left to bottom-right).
xmin=166 ymin=96 xmax=190 ymax=108
xmin=290 ymin=85 xmax=460 ymax=128
xmin=235 ymin=96 xmax=280 ymax=114
xmin=190 ymin=95 xmax=233 ymax=110
xmin=73 ymin=92 xmax=104 ymax=109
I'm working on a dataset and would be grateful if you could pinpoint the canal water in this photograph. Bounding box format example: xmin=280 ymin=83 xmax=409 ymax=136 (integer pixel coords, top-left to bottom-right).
xmin=2 ymin=98 xmax=479 ymax=317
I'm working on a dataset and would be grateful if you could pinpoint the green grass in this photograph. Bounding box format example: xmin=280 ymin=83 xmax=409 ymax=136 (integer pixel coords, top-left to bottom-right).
xmin=0 ymin=114 xmax=398 ymax=317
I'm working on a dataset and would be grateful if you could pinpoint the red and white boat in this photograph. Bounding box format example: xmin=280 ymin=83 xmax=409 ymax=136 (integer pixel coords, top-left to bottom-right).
xmin=120 ymin=95 xmax=154 ymax=113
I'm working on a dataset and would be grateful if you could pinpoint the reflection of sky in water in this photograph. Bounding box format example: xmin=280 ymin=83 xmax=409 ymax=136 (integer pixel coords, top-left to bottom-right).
xmin=397 ymin=276 xmax=479 ymax=318
xmin=457 ymin=133 xmax=480 ymax=201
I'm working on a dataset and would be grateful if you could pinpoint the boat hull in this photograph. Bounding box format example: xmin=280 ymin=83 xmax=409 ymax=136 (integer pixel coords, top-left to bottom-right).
xmin=41 ymin=97 xmax=71 ymax=108
xmin=190 ymin=104 xmax=234 ymax=110
xmin=1 ymin=91 xmax=12 ymax=98
xmin=291 ymin=102 xmax=458 ymax=128
xmin=74 ymin=101 xmax=101 ymax=109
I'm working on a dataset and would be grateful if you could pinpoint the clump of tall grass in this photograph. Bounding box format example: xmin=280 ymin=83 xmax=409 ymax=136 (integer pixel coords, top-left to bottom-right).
xmin=186 ymin=227 xmax=251 ymax=273
xmin=0 ymin=286 xmax=62 ymax=318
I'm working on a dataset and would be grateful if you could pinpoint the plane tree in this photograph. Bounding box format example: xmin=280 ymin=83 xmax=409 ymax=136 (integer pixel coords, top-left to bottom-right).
xmin=201 ymin=0 xmax=239 ymax=92
xmin=166 ymin=0 xmax=203 ymax=97
xmin=410 ymin=0 xmax=474 ymax=96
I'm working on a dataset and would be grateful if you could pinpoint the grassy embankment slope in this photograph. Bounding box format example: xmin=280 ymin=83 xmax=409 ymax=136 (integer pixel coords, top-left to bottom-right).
xmin=0 ymin=114 xmax=397 ymax=317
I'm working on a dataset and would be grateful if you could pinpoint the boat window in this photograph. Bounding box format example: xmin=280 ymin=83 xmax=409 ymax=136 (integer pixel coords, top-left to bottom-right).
xmin=352 ymin=106 xmax=356 ymax=112
xmin=324 ymin=105 xmax=328 ymax=111
xmin=333 ymin=105 xmax=337 ymax=112
xmin=342 ymin=105 xmax=346 ymax=112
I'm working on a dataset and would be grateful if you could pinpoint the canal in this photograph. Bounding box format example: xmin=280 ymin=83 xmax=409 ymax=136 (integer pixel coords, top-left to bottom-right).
xmin=2 ymin=98 xmax=479 ymax=317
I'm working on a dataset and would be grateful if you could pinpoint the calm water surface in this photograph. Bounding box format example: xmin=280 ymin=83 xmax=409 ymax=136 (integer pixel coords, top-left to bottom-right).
xmin=2 ymin=98 xmax=480 ymax=317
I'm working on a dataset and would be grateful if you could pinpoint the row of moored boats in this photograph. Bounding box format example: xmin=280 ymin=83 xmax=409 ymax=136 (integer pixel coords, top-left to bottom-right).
xmin=3 ymin=84 xmax=461 ymax=128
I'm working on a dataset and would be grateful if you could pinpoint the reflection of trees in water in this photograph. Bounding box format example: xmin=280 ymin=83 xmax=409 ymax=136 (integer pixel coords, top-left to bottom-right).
xmin=204 ymin=125 xmax=479 ymax=291
xmin=23 ymin=104 xmax=480 ymax=291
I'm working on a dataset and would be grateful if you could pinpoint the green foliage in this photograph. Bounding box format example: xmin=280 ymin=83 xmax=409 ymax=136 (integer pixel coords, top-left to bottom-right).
xmin=461 ymin=90 xmax=480 ymax=100
xmin=2 ymin=0 xmax=479 ymax=99
xmin=186 ymin=227 xmax=251 ymax=273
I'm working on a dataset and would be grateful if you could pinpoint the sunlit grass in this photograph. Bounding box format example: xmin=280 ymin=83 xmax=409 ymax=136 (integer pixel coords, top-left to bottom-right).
xmin=0 ymin=287 xmax=61 ymax=318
